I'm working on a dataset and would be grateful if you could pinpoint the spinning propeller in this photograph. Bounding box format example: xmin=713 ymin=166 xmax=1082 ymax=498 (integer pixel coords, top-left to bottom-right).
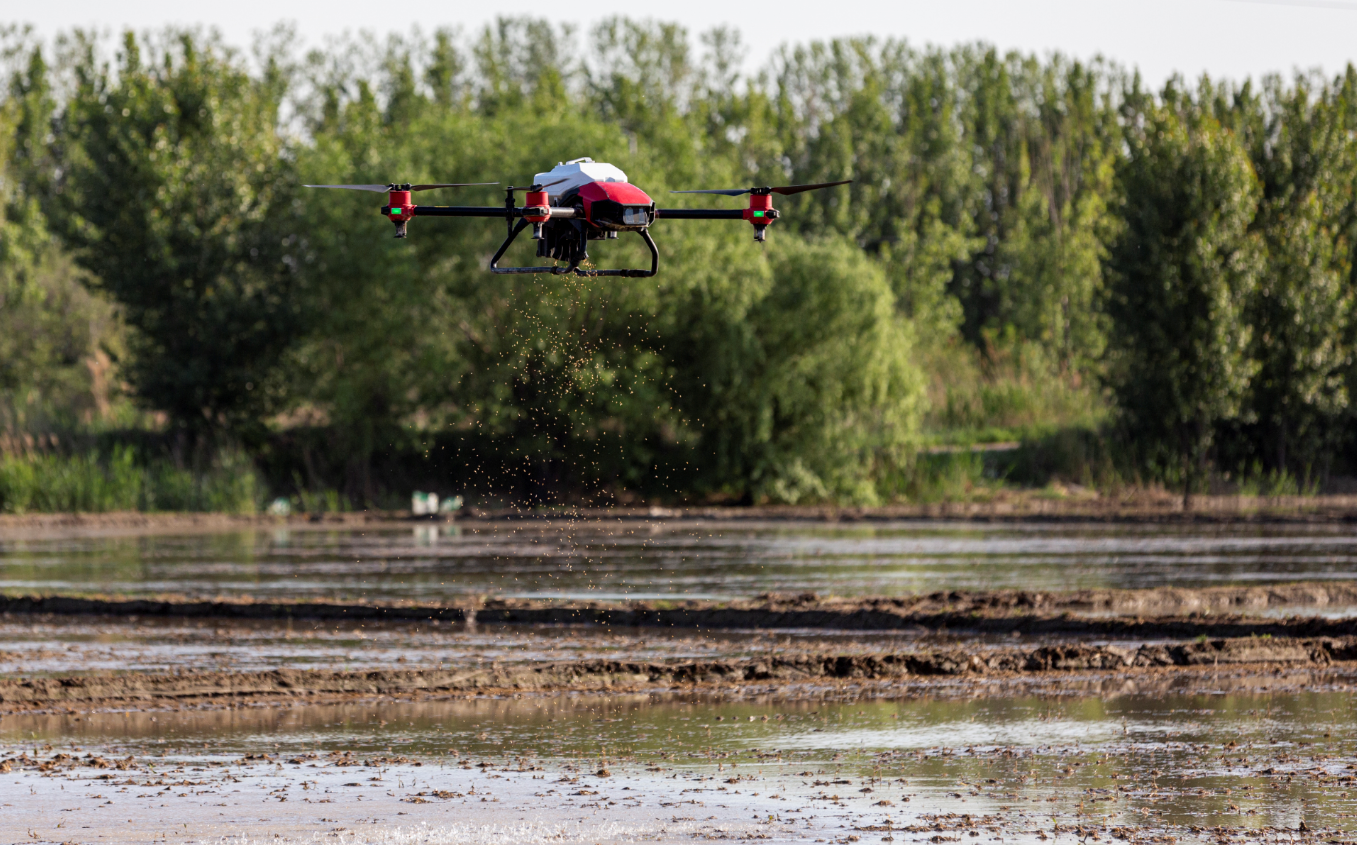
xmin=671 ymin=180 xmax=852 ymax=197
xmin=670 ymin=180 xmax=852 ymax=241
xmin=303 ymin=182 xmax=499 ymax=239
xmin=304 ymin=182 xmax=498 ymax=192
xmin=504 ymin=177 xmax=568 ymax=193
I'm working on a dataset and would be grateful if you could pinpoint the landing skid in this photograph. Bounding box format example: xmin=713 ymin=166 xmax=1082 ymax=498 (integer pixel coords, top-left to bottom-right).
xmin=489 ymin=219 xmax=659 ymax=277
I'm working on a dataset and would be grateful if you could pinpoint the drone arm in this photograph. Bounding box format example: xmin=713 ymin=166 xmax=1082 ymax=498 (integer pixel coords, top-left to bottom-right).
xmin=653 ymin=208 xmax=747 ymax=220
xmin=412 ymin=206 xmax=581 ymax=218
xmin=412 ymin=206 xmax=582 ymax=218
xmin=411 ymin=206 xmax=503 ymax=217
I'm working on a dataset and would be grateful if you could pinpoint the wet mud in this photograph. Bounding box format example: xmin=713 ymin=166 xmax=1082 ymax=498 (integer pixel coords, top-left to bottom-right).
xmin=7 ymin=581 xmax=1357 ymax=639
xmin=2 ymin=635 xmax=1352 ymax=710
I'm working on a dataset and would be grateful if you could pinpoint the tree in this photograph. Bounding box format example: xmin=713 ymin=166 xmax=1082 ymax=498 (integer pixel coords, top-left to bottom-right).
xmin=665 ymin=235 xmax=924 ymax=504
xmin=1234 ymin=76 xmax=1354 ymax=481
xmin=1106 ymin=103 xmax=1262 ymax=505
xmin=0 ymin=40 xmax=122 ymax=434
xmin=53 ymin=31 xmax=302 ymax=442
xmin=994 ymin=58 xmax=1120 ymax=379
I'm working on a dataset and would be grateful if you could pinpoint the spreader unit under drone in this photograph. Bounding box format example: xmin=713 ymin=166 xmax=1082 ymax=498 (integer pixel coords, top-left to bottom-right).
xmin=305 ymin=158 xmax=851 ymax=277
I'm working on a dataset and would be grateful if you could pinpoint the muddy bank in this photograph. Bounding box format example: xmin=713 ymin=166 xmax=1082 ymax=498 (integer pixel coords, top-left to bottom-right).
xmin=2 ymin=635 xmax=1351 ymax=709
xmin=7 ymin=582 xmax=1357 ymax=639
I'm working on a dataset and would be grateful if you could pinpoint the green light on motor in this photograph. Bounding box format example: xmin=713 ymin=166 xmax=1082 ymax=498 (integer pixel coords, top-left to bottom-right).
xmin=752 ymin=210 xmax=765 ymax=218
xmin=389 ymin=208 xmax=402 ymax=216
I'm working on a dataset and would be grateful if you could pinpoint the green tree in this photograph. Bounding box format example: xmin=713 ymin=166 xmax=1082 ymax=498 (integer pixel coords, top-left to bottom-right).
xmin=1233 ymin=76 xmax=1355 ymax=479
xmin=1106 ymin=103 xmax=1262 ymax=504
xmin=53 ymin=31 xmax=301 ymax=441
xmin=0 ymin=39 xmax=123 ymax=434
xmin=666 ymin=235 xmax=924 ymax=504
xmin=994 ymin=58 xmax=1120 ymax=379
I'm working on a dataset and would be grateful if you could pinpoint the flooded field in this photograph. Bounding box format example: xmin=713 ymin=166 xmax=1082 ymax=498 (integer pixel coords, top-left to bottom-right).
xmin=4 ymin=518 xmax=1357 ymax=843
xmin=3 ymin=687 xmax=1353 ymax=843
xmin=4 ymin=520 xmax=1357 ymax=601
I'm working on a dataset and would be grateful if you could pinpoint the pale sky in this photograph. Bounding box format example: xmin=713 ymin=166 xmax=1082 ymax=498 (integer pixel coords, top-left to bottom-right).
xmin=12 ymin=0 xmax=1357 ymax=85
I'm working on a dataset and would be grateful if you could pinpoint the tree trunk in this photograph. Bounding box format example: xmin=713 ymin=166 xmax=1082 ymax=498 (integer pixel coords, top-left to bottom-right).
xmin=1276 ymin=424 xmax=1287 ymax=480
xmin=1183 ymin=434 xmax=1194 ymax=512
xmin=1183 ymin=416 xmax=1210 ymax=512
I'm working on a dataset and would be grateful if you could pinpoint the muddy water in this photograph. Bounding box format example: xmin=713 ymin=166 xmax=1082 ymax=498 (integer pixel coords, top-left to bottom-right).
xmin=4 ymin=520 xmax=1357 ymax=602
xmin=3 ymin=690 xmax=1353 ymax=842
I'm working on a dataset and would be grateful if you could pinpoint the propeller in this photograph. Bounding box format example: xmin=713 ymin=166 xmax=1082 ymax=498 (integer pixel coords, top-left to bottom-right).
xmin=671 ymin=179 xmax=852 ymax=197
xmin=507 ymin=178 xmax=569 ymax=192
xmin=303 ymin=182 xmax=499 ymax=192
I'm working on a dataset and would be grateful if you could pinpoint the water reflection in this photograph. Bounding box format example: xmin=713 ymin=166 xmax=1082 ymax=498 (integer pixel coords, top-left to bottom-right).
xmin=4 ymin=689 xmax=1354 ymax=833
xmin=4 ymin=521 xmax=1357 ymax=602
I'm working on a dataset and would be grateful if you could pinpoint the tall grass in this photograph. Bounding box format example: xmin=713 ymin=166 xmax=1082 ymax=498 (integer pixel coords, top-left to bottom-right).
xmin=920 ymin=340 xmax=1108 ymax=443
xmin=0 ymin=446 xmax=264 ymax=513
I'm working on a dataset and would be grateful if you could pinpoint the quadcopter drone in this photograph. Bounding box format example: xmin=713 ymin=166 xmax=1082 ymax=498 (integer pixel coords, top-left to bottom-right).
xmin=305 ymin=157 xmax=850 ymax=277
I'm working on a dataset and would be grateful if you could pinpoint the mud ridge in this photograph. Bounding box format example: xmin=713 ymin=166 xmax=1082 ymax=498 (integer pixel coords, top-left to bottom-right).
xmin=3 ymin=636 xmax=1353 ymax=708
xmin=6 ymin=582 xmax=1357 ymax=638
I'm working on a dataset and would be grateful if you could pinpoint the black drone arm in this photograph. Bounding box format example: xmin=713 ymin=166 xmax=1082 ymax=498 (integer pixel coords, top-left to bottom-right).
xmin=654 ymin=208 xmax=748 ymax=220
xmin=412 ymin=206 xmax=580 ymax=219
xmin=412 ymin=206 xmax=504 ymax=218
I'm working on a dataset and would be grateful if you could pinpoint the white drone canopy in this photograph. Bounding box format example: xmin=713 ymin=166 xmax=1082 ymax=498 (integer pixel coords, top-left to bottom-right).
xmin=533 ymin=157 xmax=628 ymax=197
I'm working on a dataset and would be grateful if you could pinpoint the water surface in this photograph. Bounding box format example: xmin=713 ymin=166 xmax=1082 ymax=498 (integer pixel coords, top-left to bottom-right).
xmin=4 ymin=520 xmax=1357 ymax=602
xmin=5 ymin=688 xmax=1353 ymax=839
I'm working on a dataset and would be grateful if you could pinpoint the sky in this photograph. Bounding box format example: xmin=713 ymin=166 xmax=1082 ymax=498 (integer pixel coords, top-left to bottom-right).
xmin=12 ymin=0 xmax=1357 ymax=85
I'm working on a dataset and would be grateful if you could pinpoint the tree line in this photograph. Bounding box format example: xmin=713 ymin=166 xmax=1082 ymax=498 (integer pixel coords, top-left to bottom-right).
xmin=1 ymin=20 xmax=1355 ymax=507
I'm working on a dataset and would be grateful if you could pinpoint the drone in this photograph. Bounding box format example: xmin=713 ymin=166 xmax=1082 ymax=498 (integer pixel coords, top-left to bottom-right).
xmin=305 ymin=157 xmax=850 ymax=278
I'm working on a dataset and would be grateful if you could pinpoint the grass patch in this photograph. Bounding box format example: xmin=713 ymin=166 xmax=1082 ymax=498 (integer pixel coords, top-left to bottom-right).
xmin=920 ymin=340 xmax=1108 ymax=444
xmin=0 ymin=446 xmax=264 ymax=514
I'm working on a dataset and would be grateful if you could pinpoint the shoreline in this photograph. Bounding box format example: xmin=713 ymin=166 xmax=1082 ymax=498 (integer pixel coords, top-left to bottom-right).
xmin=4 ymin=492 xmax=1357 ymax=538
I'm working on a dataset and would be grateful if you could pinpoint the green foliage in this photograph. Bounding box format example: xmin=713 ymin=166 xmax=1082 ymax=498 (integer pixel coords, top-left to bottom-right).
xmin=921 ymin=338 xmax=1106 ymax=441
xmin=1107 ymin=102 xmax=1263 ymax=499
xmin=52 ymin=30 xmax=302 ymax=437
xmin=0 ymin=36 xmax=126 ymax=434
xmin=894 ymin=449 xmax=991 ymax=503
xmin=5 ymin=22 xmax=1357 ymax=507
xmin=993 ymin=60 xmax=1119 ymax=378
xmin=668 ymin=236 xmax=924 ymax=504
xmin=0 ymin=445 xmax=262 ymax=513
xmin=1233 ymin=75 xmax=1355 ymax=478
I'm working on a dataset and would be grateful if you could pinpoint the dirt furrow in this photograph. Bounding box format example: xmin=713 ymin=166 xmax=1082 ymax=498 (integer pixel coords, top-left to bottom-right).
xmin=2 ymin=635 xmax=1351 ymax=708
xmin=5 ymin=583 xmax=1357 ymax=638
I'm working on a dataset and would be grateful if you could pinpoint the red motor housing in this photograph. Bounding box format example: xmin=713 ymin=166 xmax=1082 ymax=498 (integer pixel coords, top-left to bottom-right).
xmin=523 ymin=189 xmax=551 ymax=223
xmin=743 ymin=193 xmax=775 ymax=227
xmin=384 ymin=189 xmax=414 ymax=237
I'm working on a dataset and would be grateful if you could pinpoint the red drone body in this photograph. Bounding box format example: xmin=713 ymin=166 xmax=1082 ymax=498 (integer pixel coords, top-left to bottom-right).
xmin=306 ymin=158 xmax=850 ymax=277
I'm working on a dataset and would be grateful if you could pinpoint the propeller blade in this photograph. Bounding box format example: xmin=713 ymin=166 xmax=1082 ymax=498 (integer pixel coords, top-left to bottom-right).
xmin=409 ymin=182 xmax=499 ymax=191
xmin=770 ymin=179 xmax=853 ymax=196
xmin=526 ymin=178 xmax=569 ymax=190
xmin=671 ymin=181 xmax=851 ymax=197
xmin=670 ymin=188 xmax=752 ymax=196
xmin=303 ymin=184 xmax=392 ymax=192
